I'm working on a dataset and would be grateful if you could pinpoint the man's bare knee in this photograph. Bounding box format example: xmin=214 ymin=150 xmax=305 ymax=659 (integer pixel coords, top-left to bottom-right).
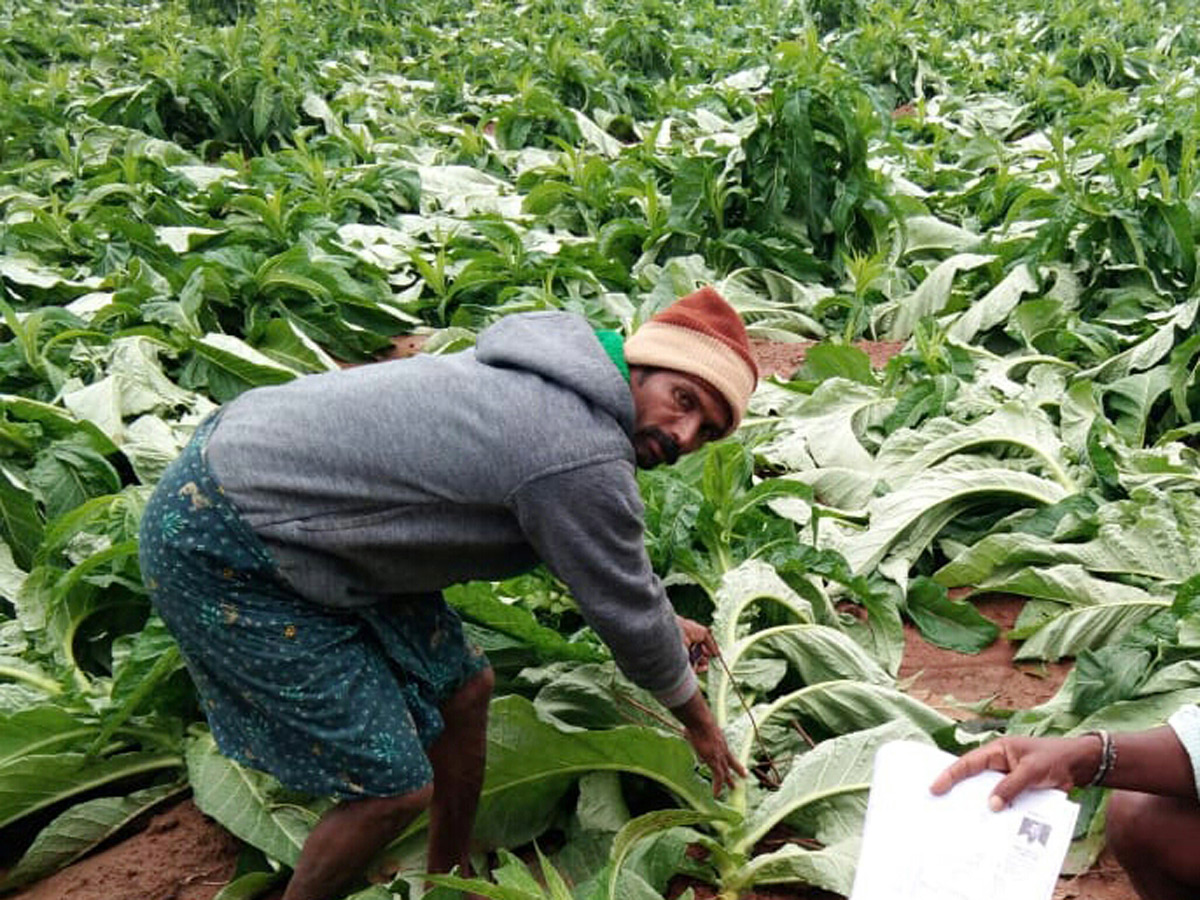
xmin=1107 ymin=789 xmax=1156 ymax=857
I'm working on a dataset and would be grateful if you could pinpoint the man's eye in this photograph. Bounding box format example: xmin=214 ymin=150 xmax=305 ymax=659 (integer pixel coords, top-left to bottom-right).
xmin=674 ymin=387 xmax=693 ymax=408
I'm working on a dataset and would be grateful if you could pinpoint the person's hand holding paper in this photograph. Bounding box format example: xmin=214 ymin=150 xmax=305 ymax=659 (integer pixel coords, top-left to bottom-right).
xmin=849 ymin=740 xmax=1078 ymax=900
xmin=931 ymin=734 xmax=1104 ymax=811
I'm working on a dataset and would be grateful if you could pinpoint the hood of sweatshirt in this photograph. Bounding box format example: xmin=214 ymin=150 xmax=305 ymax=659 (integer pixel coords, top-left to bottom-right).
xmin=474 ymin=311 xmax=636 ymax=437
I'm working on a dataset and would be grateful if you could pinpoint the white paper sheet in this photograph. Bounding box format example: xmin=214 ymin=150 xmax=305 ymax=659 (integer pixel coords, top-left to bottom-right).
xmin=849 ymin=740 xmax=1080 ymax=900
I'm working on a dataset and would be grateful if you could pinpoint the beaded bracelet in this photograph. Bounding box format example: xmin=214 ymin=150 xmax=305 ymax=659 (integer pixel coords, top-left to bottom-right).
xmin=1084 ymin=729 xmax=1117 ymax=787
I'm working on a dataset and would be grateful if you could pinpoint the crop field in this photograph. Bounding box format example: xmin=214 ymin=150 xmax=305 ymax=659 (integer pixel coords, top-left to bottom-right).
xmin=2 ymin=0 xmax=1200 ymax=897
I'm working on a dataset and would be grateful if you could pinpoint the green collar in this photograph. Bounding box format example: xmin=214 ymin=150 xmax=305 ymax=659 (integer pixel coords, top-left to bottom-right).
xmin=594 ymin=330 xmax=630 ymax=383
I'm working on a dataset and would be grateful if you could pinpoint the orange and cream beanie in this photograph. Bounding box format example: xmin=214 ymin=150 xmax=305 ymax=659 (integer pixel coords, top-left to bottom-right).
xmin=624 ymin=286 xmax=758 ymax=434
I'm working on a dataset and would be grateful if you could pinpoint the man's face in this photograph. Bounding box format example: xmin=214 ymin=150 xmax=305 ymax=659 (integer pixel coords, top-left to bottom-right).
xmin=629 ymin=367 xmax=733 ymax=469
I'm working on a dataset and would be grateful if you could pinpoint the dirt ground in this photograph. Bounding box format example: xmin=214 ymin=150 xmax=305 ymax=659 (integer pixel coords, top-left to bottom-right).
xmin=3 ymin=340 xmax=1136 ymax=900
xmin=6 ymin=801 xmax=241 ymax=900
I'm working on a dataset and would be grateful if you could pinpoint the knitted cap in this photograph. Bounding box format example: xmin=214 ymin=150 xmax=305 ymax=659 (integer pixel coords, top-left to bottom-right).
xmin=624 ymin=286 xmax=758 ymax=434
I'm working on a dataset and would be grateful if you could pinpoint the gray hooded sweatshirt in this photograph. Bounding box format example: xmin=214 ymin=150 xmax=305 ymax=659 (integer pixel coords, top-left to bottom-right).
xmin=205 ymin=311 xmax=696 ymax=708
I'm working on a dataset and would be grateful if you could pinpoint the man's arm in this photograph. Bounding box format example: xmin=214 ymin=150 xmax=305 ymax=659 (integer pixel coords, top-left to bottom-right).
xmin=511 ymin=459 xmax=743 ymax=790
xmin=510 ymin=458 xmax=698 ymax=705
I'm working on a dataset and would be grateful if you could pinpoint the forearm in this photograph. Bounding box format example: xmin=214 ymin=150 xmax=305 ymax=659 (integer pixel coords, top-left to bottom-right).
xmin=1100 ymin=727 xmax=1197 ymax=799
xmin=669 ymin=688 xmax=713 ymax=730
xmin=933 ymin=725 xmax=1200 ymax=807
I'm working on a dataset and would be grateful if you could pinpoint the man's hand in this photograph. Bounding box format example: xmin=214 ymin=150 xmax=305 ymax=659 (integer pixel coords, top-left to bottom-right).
xmin=670 ymin=689 xmax=747 ymax=796
xmin=676 ymin=615 xmax=719 ymax=673
xmin=930 ymin=735 xmax=1103 ymax=811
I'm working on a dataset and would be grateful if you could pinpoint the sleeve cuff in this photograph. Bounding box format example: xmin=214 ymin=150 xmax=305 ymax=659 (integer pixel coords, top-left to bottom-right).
xmin=654 ymin=666 xmax=698 ymax=710
xmin=1168 ymin=705 xmax=1200 ymax=794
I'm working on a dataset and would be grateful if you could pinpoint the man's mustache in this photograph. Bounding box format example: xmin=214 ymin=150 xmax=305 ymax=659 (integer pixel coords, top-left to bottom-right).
xmin=641 ymin=427 xmax=680 ymax=465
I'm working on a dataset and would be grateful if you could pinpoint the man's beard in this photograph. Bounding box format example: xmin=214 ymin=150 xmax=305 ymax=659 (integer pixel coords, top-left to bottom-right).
xmin=634 ymin=427 xmax=680 ymax=468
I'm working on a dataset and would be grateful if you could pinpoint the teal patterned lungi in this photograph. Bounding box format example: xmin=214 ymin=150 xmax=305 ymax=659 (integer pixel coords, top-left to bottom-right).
xmin=138 ymin=414 xmax=489 ymax=798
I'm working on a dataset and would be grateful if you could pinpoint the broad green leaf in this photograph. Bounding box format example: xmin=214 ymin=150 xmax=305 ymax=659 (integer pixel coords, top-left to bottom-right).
xmin=29 ymin=437 xmax=122 ymax=520
xmin=1014 ymin=600 xmax=1171 ymax=662
xmin=906 ymin=577 xmax=999 ymax=654
xmin=494 ymin=847 xmax=551 ymax=896
xmin=0 ymin=465 xmax=42 ymax=570
xmin=879 ymin=253 xmax=994 ymax=341
xmin=966 ymin=564 xmax=1163 ymax=608
xmin=186 ymin=333 xmax=299 ymax=401
xmin=537 ymin=844 xmax=575 ymax=900
xmin=479 ymin=696 xmax=727 ymax=817
xmin=937 ymin=489 xmax=1200 ymax=588
xmin=1103 ymin=366 xmax=1173 ymax=447
xmin=0 ymin=751 xmax=181 ymax=830
xmin=0 ymin=257 xmax=101 ymax=296
xmin=750 ymin=625 xmax=893 ymax=688
xmin=212 ymin=873 xmax=287 ymax=900
xmin=62 ymin=338 xmax=202 ymax=441
xmin=1078 ymin=296 xmax=1199 ymax=383
xmin=0 ymin=396 xmax=117 ymax=455
xmin=1139 ymin=661 xmax=1200 ymax=695
xmin=802 ymin=344 xmax=875 ymax=386
xmin=837 ymin=466 xmax=1065 ymax=575
xmin=576 ymin=771 xmax=630 ymax=834
xmin=416 ymin=165 xmax=517 ymax=217
xmin=742 ymin=681 xmax=952 ymax=760
xmin=606 ymin=810 xmax=717 ymax=900
xmin=770 ymin=468 xmax=875 ymax=514
xmin=3 ymin=782 xmax=185 ymax=888
xmin=390 ymin=696 xmax=731 ymax=865
xmin=1070 ymin=646 xmax=1152 ymax=716
xmin=947 ymin=263 xmax=1038 ymax=342
xmin=256 ymin=318 xmax=340 ymax=374
xmin=121 ymin=415 xmax=193 ymax=484
xmin=874 ymin=402 xmax=1074 ymax=489
xmin=1060 ymin=379 xmax=1104 ymax=458
xmin=94 ymin=618 xmax=185 ymax=751
xmin=757 ymin=379 xmax=889 ymax=472
xmin=1068 ymin=688 xmax=1200 ymax=735
xmin=425 ymin=872 xmax=535 ymax=900
xmin=211 ymin=873 xmax=285 ymax=900
xmin=0 ymin=707 xmax=95 ymax=765
xmin=900 ymin=216 xmax=981 ymax=254
xmin=736 ymin=837 xmax=860 ymax=894
xmin=24 ymin=538 xmax=143 ymax=684
xmin=186 ymin=731 xmax=317 ymax=866
xmin=718 ymin=268 xmax=829 ymax=340
xmin=524 ymin=662 xmax=666 ymax=733
xmin=0 ymin=540 xmax=26 ymax=602
xmin=446 ymin=583 xmax=607 ymax=665
xmin=736 ymin=719 xmax=929 ymax=852
xmin=154 ymin=226 xmax=223 ymax=254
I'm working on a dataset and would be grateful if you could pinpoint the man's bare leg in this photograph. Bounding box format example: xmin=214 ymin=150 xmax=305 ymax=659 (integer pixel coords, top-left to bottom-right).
xmin=1107 ymin=790 xmax=1200 ymax=900
xmin=426 ymin=667 xmax=494 ymax=875
xmin=282 ymin=785 xmax=433 ymax=900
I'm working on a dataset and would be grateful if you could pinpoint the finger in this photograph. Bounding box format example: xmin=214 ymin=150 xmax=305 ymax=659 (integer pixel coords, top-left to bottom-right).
xmin=989 ymin=771 xmax=1030 ymax=811
xmin=729 ymin=752 xmax=748 ymax=778
xmin=930 ymin=745 xmax=1009 ymax=795
xmin=710 ymin=760 xmax=727 ymax=796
